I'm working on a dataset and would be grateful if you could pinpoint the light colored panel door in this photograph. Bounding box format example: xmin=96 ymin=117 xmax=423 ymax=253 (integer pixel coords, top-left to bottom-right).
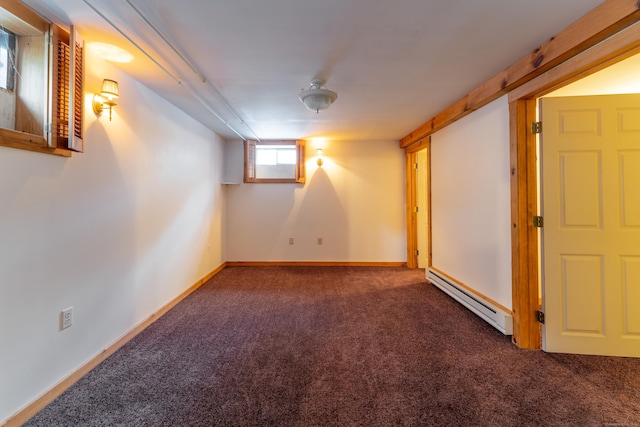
xmin=417 ymin=149 xmax=428 ymax=268
xmin=541 ymin=94 xmax=640 ymax=357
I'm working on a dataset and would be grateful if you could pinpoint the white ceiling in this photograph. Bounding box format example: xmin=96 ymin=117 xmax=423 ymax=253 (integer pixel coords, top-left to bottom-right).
xmin=22 ymin=0 xmax=604 ymax=141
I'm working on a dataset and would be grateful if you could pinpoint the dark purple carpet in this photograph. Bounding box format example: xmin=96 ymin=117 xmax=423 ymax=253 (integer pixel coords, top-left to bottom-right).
xmin=24 ymin=266 xmax=640 ymax=426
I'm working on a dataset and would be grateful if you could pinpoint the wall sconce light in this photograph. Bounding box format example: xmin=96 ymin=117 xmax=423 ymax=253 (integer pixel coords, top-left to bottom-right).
xmin=316 ymin=148 xmax=324 ymax=167
xmin=92 ymin=79 xmax=119 ymax=121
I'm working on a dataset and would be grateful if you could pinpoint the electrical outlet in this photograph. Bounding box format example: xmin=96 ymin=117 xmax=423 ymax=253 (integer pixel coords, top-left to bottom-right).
xmin=61 ymin=307 xmax=73 ymax=330
xmin=289 ymin=237 xmax=294 ymax=245
xmin=317 ymin=238 xmax=323 ymax=245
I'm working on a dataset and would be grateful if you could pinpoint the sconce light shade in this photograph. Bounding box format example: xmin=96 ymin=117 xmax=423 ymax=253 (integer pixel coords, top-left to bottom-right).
xmin=93 ymin=79 xmax=119 ymax=121
xmin=299 ymin=79 xmax=337 ymax=113
xmin=100 ymin=79 xmax=119 ymax=100
xmin=316 ymin=148 xmax=324 ymax=167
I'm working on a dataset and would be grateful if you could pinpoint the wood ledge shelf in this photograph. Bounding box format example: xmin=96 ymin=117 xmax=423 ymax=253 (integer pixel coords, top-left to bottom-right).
xmin=0 ymin=129 xmax=72 ymax=158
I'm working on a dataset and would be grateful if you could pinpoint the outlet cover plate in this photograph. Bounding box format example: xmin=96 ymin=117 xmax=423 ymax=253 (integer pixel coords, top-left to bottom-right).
xmin=61 ymin=307 xmax=73 ymax=330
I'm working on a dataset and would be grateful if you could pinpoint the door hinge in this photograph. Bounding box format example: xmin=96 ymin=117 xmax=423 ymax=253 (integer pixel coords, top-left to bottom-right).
xmin=532 ymin=121 xmax=542 ymax=134
xmin=535 ymin=310 xmax=545 ymax=324
xmin=414 ymin=162 xmax=419 ymax=169
xmin=415 ymin=206 xmax=419 ymax=213
xmin=416 ymin=250 xmax=419 ymax=256
xmin=533 ymin=216 xmax=544 ymax=228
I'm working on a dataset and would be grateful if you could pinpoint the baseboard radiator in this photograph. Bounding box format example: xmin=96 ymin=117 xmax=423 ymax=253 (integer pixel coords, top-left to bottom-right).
xmin=427 ymin=268 xmax=513 ymax=335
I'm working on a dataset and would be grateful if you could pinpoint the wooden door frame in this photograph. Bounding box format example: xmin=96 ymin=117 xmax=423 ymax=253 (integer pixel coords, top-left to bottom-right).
xmin=416 ymin=147 xmax=430 ymax=269
xmin=402 ymin=2 xmax=640 ymax=348
xmin=405 ymin=137 xmax=431 ymax=268
xmin=508 ymin=23 xmax=640 ymax=348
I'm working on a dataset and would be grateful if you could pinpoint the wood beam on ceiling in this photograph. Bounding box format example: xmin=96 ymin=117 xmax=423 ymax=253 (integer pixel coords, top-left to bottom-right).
xmin=507 ymin=10 xmax=640 ymax=350
xmin=510 ymin=20 xmax=640 ymax=101
xmin=399 ymin=0 xmax=640 ymax=148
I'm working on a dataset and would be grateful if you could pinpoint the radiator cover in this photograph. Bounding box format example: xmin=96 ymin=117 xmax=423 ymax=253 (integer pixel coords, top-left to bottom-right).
xmin=427 ymin=269 xmax=513 ymax=335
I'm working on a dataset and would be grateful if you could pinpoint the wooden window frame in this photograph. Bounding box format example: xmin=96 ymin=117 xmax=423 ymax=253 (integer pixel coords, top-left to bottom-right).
xmin=244 ymin=139 xmax=306 ymax=184
xmin=0 ymin=0 xmax=83 ymax=157
xmin=0 ymin=27 xmax=16 ymax=91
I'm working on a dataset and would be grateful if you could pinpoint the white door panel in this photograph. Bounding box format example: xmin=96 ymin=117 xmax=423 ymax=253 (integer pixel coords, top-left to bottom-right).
xmin=541 ymin=94 xmax=640 ymax=357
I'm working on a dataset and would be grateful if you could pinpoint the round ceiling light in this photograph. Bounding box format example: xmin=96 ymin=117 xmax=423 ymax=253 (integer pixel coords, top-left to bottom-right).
xmin=299 ymin=79 xmax=338 ymax=113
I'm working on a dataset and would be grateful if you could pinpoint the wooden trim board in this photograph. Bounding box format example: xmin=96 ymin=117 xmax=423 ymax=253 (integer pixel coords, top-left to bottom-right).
xmin=225 ymin=261 xmax=407 ymax=267
xmin=401 ymin=0 xmax=640 ymax=349
xmin=509 ymin=99 xmax=541 ymax=349
xmin=508 ymin=9 xmax=640 ymax=349
xmin=405 ymin=151 xmax=418 ymax=268
xmin=3 ymin=263 xmax=227 ymax=427
xmin=400 ymin=0 xmax=640 ymax=148
xmin=404 ymin=136 xmax=431 ymax=270
xmin=509 ymin=20 xmax=640 ymax=101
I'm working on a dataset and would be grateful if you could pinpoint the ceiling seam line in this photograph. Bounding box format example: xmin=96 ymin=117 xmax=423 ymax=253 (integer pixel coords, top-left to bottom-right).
xmin=123 ymin=0 xmax=206 ymax=83
xmin=81 ymin=0 xmax=249 ymax=141
xmin=204 ymin=80 xmax=262 ymax=142
xmin=81 ymin=0 xmax=181 ymax=85
xmin=123 ymin=0 xmax=260 ymax=141
xmin=181 ymin=81 xmax=247 ymax=141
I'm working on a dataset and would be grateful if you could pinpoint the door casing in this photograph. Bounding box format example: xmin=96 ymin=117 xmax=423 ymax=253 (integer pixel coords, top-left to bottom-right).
xmin=402 ymin=6 xmax=640 ymax=349
xmin=508 ymin=29 xmax=640 ymax=349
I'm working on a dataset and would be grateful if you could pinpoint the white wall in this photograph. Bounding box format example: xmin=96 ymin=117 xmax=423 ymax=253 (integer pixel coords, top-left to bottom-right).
xmin=225 ymin=139 xmax=406 ymax=262
xmin=546 ymin=53 xmax=640 ymax=97
xmin=430 ymin=95 xmax=512 ymax=309
xmin=0 ymin=50 xmax=226 ymax=424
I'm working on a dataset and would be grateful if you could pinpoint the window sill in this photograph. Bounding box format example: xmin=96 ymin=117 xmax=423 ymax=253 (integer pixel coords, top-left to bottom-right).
xmin=244 ymin=179 xmax=305 ymax=184
xmin=0 ymin=128 xmax=72 ymax=158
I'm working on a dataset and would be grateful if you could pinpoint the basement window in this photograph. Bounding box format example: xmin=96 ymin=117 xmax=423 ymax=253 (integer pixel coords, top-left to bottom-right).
xmin=0 ymin=28 xmax=16 ymax=91
xmin=244 ymin=140 xmax=306 ymax=183
xmin=0 ymin=2 xmax=84 ymax=156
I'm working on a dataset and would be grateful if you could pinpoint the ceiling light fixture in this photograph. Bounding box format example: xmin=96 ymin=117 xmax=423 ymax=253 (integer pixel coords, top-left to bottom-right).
xmin=316 ymin=148 xmax=324 ymax=167
xmin=299 ymin=79 xmax=338 ymax=113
